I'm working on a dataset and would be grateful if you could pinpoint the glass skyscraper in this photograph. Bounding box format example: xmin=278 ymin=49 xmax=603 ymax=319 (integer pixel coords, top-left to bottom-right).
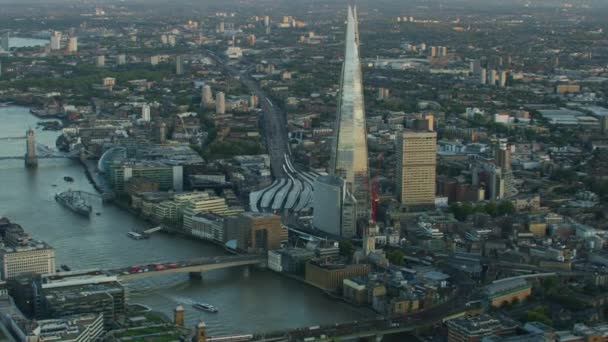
xmin=329 ymin=6 xmax=370 ymax=219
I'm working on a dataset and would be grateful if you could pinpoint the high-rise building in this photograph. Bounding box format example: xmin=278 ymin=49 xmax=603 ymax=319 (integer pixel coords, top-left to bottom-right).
xmin=470 ymin=59 xmax=481 ymax=75
xmin=25 ymin=128 xmax=37 ymax=168
xmin=218 ymin=21 xmax=225 ymax=33
xmin=201 ymin=85 xmax=213 ymax=107
xmin=480 ymin=68 xmax=488 ymax=85
xmin=329 ymin=6 xmax=370 ymax=219
xmin=141 ymin=103 xmax=151 ymax=122
xmin=175 ymin=55 xmax=184 ymax=75
xmin=1 ymin=32 xmax=9 ymax=52
xmin=50 ymin=31 xmax=62 ymax=50
xmin=601 ymin=116 xmax=608 ymax=136
xmin=313 ymin=175 xmax=357 ymax=238
xmin=496 ymin=142 xmax=511 ymax=171
xmin=499 ymin=70 xmax=508 ymax=88
xmin=247 ymin=34 xmax=256 ymax=46
xmin=264 ymin=15 xmax=271 ymax=27
xmin=215 ymin=91 xmax=226 ymax=114
xmin=167 ymin=34 xmax=176 ymax=47
xmin=96 ymin=55 xmax=105 ymax=67
xmin=489 ymin=69 xmax=498 ymax=86
xmin=67 ymin=37 xmax=78 ymax=53
xmin=396 ymin=130 xmax=437 ymax=208
xmin=116 ymin=54 xmax=126 ymax=65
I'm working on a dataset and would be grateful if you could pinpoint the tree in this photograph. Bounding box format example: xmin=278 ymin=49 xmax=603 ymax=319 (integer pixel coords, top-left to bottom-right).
xmin=497 ymin=201 xmax=515 ymax=216
xmin=339 ymin=240 xmax=354 ymax=258
xmin=387 ymin=249 xmax=405 ymax=266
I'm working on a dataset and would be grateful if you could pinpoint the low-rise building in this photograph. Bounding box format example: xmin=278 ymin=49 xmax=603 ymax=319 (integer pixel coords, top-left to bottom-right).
xmin=447 ymin=314 xmax=518 ymax=342
xmin=485 ymin=278 xmax=531 ymax=308
xmin=305 ymin=260 xmax=370 ymax=292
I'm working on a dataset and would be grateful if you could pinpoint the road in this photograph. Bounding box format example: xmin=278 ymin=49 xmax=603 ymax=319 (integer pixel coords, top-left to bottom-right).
xmin=204 ymin=50 xmax=290 ymax=178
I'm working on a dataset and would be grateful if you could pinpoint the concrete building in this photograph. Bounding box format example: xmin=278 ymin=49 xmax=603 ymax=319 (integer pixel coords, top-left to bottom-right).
xmin=141 ymin=103 xmax=151 ymax=122
xmin=201 ymin=85 xmax=213 ymax=107
xmin=182 ymin=194 xmax=238 ymax=233
xmin=67 ymin=37 xmax=78 ymax=53
xmin=215 ymin=91 xmax=226 ymax=115
xmin=0 ymin=242 xmax=55 ymax=280
xmin=396 ymin=130 xmax=437 ymax=208
xmin=305 ymin=260 xmax=370 ymax=291
xmin=108 ymin=161 xmax=183 ymax=193
xmin=190 ymin=213 xmax=225 ymax=243
xmin=116 ymin=54 xmax=126 ymax=65
xmin=312 ymin=175 xmax=357 ymax=238
xmin=175 ymin=55 xmax=184 ymax=75
xmin=447 ymin=314 xmax=518 ymax=342
xmin=38 ymin=271 xmax=126 ymax=325
xmin=224 ymin=213 xmax=283 ymax=252
xmin=480 ymin=68 xmax=487 ymax=85
xmin=1 ymin=32 xmax=9 ymax=52
xmin=329 ymin=6 xmax=370 ymax=219
xmin=50 ymin=31 xmax=62 ymax=50
xmin=16 ymin=313 xmax=104 ymax=342
xmin=485 ymin=278 xmax=531 ymax=308
xmin=96 ymin=55 xmax=105 ymax=67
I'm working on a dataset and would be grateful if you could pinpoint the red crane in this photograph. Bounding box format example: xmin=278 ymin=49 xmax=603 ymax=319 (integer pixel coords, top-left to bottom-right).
xmin=371 ymin=153 xmax=384 ymax=223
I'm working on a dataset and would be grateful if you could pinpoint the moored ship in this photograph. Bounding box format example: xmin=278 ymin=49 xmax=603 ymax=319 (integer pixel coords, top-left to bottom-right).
xmin=55 ymin=191 xmax=92 ymax=217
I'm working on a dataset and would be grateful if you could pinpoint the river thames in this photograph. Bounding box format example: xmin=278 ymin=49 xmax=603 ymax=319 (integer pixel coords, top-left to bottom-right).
xmin=0 ymin=106 xmax=370 ymax=335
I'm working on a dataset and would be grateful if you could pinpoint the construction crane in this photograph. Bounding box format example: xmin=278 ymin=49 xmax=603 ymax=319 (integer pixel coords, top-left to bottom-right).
xmin=371 ymin=153 xmax=384 ymax=223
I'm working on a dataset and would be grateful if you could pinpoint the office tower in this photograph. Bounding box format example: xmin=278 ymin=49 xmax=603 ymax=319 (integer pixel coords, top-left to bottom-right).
xmin=218 ymin=21 xmax=225 ymax=33
xmin=167 ymin=34 xmax=176 ymax=47
xmin=329 ymin=6 xmax=370 ymax=218
xmin=158 ymin=122 xmax=167 ymax=144
xmin=1 ymin=32 xmax=9 ymax=52
xmin=440 ymin=46 xmax=447 ymax=56
xmin=470 ymin=59 xmax=481 ymax=75
xmin=0 ymin=224 xmax=53 ymax=280
xmin=496 ymin=142 xmax=511 ymax=171
xmin=67 ymin=37 xmax=77 ymax=53
xmin=215 ymin=91 xmax=225 ymax=114
xmin=264 ymin=15 xmax=270 ymax=27
xmin=175 ymin=55 xmax=184 ymax=75
xmin=313 ymin=176 xmax=357 ymax=238
xmin=396 ymin=130 xmax=437 ymax=208
xmin=96 ymin=55 xmax=105 ymax=67
xmin=201 ymin=85 xmax=213 ymax=107
xmin=141 ymin=103 xmax=151 ymax=122
xmin=499 ymin=70 xmax=508 ymax=88
xmin=25 ymin=128 xmax=37 ymax=168
xmin=161 ymin=34 xmax=168 ymax=44
xmin=50 ymin=31 xmax=62 ymax=50
xmin=377 ymin=87 xmax=390 ymax=100
xmin=480 ymin=68 xmax=487 ymax=85
xmin=117 ymin=54 xmax=126 ymax=65
xmin=489 ymin=69 xmax=498 ymax=86
xmin=247 ymin=34 xmax=256 ymax=46
xmin=431 ymin=46 xmax=437 ymax=57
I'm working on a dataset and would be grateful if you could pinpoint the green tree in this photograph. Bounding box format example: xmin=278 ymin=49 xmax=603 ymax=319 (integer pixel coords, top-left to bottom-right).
xmin=339 ymin=240 xmax=354 ymax=258
xmin=387 ymin=249 xmax=405 ymax=266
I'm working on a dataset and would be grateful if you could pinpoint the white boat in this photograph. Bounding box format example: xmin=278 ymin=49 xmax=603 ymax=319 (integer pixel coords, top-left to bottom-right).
xmin=193 ymin=303 xmax=218 ymax=313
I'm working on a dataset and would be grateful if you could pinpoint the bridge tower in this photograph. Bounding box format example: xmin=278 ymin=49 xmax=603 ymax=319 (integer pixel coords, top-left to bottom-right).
xmin=174 ymin=305 xmax=184 ymax=327
xmin=25 ymin=128 xmax=38 ymax=168
xmin=195 ymin=321 xmax=207 ymax=342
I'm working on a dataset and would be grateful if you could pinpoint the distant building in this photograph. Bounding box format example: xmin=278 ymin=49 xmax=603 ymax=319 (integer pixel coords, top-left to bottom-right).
xmin=150 ymin=55 xmax=160 ymax=66
xmin=50 ymin=31 xmax=62 ymax=50
xmin=175 ymin=55 xmax=184 ymax=75
xmin=67 ymin=37 xmax=78 ymax=53
xmin=201 ymin=85 xmax=213 ymax=107
xmin=107 ymin=161 xmax=183 ymax=193
xmin=447 ymin=314 xmax=518 ymax=342
xmin=555 ymin=83 xmax=581 ymax=94
xmin=191 ymin=212 xmax=225 ymax=243
xmin=116 ymin=54 xmax=126 ymax=65
xmin=225 ymin=46 xmax=243 ymax=59
xmin=15 ymin=313 xmax=104 ymax=342
xmin=0 ymin=243 xmax=55 ymax=280
xmin=96 ymin=55 xmax=105 ymax=67
xmin=484 ymin=278 xmax=531 ymax=308
xmin=480 ymin=68 xmax=487 ymax=85
xmin=141 ymin=103 xmax=151 ymax=122
xmin=102 ymin=77 xmax=115 ymax=91
xmin=215 ymin=91 xmax=226 ymax=114
xmin=38 ymin=271 xmax=126 ymax=326
xmin=305 ymin=260 xmax=370 ymax=291
xmin=1 ymin=32 xmax=9 ymax=52
xmin=396 ymin=130 xmax=437 ymax=208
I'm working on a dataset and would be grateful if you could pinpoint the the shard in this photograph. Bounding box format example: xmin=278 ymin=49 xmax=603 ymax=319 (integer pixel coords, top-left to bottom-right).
xmin=329 ymin=6 xmax=370 ymax=218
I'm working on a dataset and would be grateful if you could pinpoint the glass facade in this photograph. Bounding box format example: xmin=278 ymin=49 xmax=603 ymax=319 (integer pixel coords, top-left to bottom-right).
xmin=329 ymin=6 xmax=370 ymax=218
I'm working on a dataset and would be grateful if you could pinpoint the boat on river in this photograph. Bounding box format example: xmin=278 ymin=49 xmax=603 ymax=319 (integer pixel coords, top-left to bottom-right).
xmin=193 ymin=303 xmax=218 ymax=313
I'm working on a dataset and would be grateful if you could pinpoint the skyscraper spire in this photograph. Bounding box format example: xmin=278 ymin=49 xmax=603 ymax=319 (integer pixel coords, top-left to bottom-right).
xmin=329 ymin=5 xmax=370 ymax=218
